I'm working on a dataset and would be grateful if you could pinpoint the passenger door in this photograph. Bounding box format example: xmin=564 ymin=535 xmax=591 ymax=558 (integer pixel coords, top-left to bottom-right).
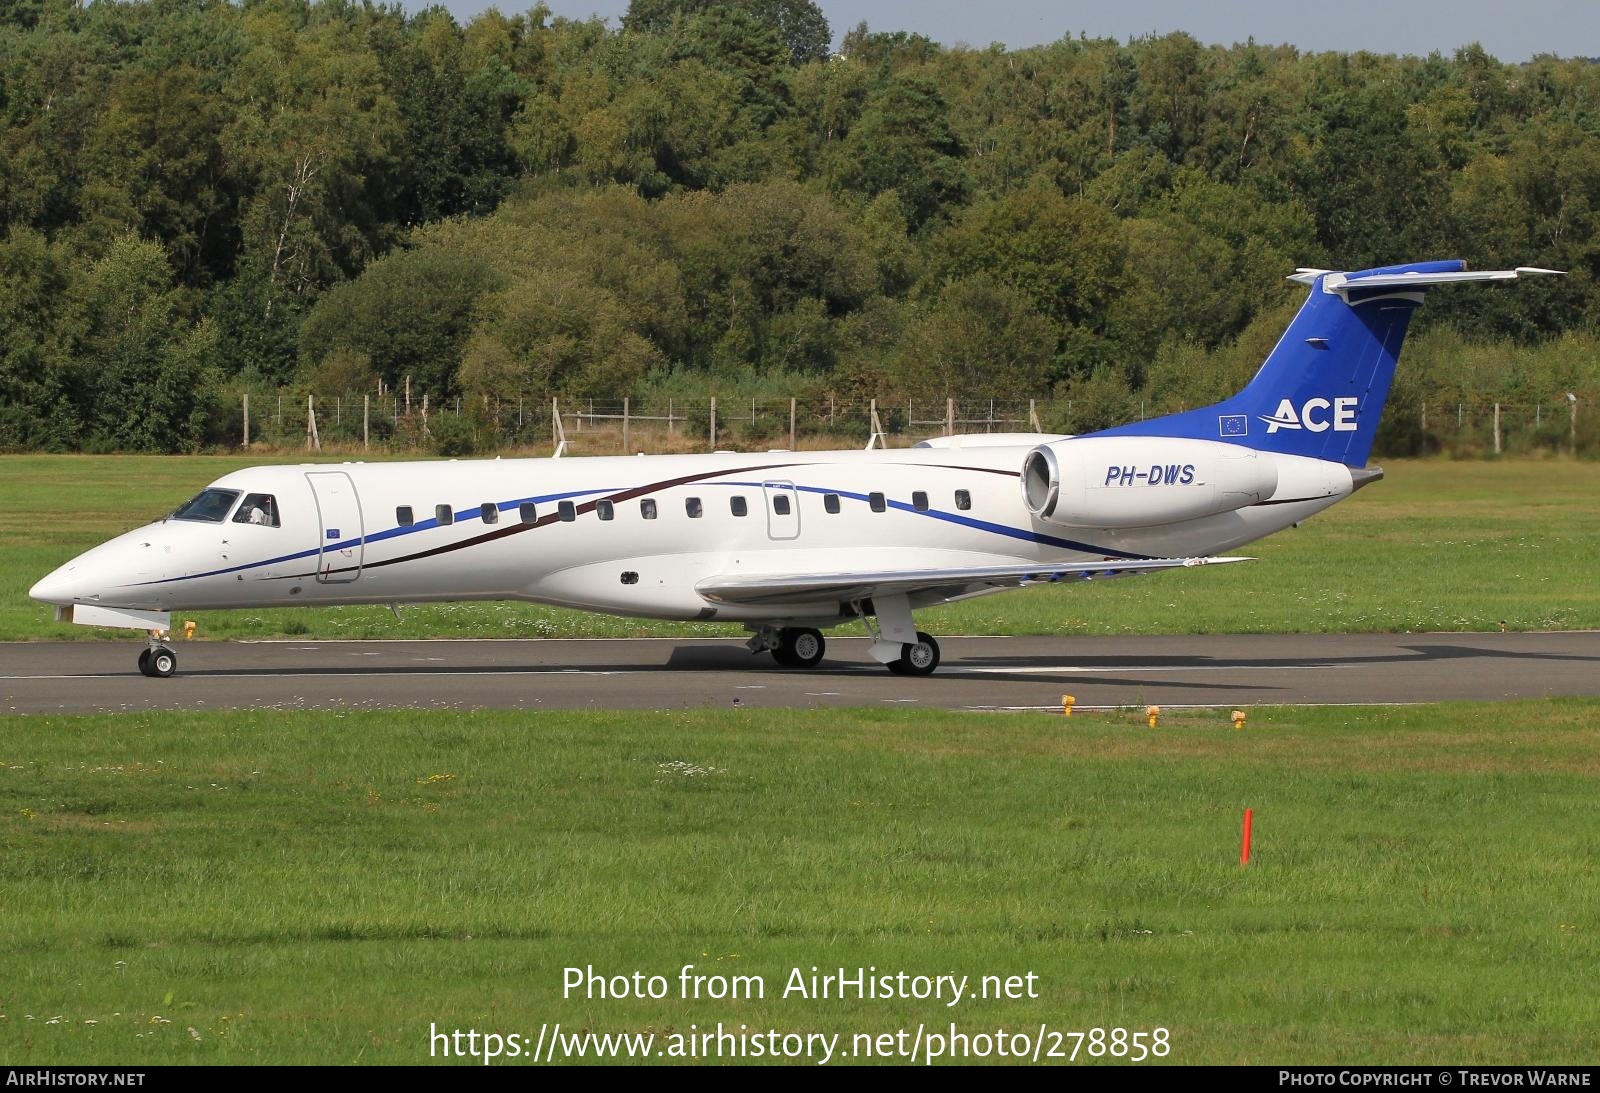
xmin=306 ymin=471 xmax=364 ymax=583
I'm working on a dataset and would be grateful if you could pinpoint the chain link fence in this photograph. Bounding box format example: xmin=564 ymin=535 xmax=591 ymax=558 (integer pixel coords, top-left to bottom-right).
xmin=232 ymin=389 xmax=1599 ymax=458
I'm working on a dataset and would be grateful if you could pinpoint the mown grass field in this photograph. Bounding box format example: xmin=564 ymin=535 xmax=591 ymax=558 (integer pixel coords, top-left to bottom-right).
xmin=3 ymin=453 xmax=1598 ymax=641
xmin=1 ymin=701 xmax=1597 ymax=1065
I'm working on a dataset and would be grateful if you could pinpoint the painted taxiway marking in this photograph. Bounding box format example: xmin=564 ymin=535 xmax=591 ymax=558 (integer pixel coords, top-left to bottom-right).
xmin=0 ymin=669 xmax=635 ymax=681
xmin=969 ymin=700 xmax=1423 ymax=712
xmin=0 ymin=662 xmax=1351 ymax=682
xmin=962 ymin=663 xmax=1349 ymax=674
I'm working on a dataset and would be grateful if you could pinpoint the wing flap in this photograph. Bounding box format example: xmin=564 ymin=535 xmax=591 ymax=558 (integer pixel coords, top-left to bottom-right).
xmin=696 ymin=556 xmax=1250 ymax=607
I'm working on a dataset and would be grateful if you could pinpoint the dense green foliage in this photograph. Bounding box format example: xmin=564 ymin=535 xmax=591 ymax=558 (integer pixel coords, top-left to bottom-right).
xmin=2 ymin=1 xmax=1598 ymax=451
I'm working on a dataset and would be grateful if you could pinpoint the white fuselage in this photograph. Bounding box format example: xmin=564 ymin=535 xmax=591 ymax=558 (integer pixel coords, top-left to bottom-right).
xmin=31 ymin=439 xmax=1355 ymax=628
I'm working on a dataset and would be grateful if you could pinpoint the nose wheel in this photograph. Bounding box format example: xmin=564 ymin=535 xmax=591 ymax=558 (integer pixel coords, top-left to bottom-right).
xmin=138 ymin=644 xmax=177 ymax=678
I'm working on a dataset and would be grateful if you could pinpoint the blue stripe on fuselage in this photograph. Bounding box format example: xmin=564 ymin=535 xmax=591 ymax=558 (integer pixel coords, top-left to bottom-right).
xmin=720 ymin=481 xmax=1150 ymax=560
xmin=139 ymin=476 xmax=1149 ymax=588
xmin=140 ymin=486 xmax=622 ymax=586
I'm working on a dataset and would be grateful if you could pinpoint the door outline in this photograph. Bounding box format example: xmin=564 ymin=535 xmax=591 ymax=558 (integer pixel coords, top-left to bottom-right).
xmin=762 ymin=480 xmax=801 ymax=541
xmin=306 ymin=471 xmax=365 ymax=583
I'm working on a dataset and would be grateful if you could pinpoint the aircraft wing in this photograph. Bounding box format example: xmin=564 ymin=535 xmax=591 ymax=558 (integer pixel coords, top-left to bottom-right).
xmin=695 ymin=556 xmax=1250 ymax=607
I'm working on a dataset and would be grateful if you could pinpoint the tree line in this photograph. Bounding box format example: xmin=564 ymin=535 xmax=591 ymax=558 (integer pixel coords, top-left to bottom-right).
xmin=1 ymin=0 xmax=1597 ymax=453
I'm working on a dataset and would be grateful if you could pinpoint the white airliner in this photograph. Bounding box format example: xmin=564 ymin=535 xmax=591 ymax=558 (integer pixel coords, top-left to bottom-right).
xmin=30 ymin=260 xmax=1557 ymax=678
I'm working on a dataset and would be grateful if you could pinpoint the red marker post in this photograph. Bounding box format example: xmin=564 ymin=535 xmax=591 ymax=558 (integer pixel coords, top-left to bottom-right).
xmin=1240 ymin=808 xmax=1254 ymax=866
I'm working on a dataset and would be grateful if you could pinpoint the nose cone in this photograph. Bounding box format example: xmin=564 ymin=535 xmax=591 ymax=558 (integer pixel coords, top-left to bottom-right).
xmin=30 ymin=526 xmax=168 ymax=608
xmin=29 ymin=561 xmax=85 ymax=605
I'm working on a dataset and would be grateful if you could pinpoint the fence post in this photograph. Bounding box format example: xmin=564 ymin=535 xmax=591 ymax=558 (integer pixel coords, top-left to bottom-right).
xmin=405 ymin=375 xmax=411 ymax=416
xmin=242 ymin=392 xmax=250 ymax=450
xmin=363 ymin=394 xmax=369 ymax=452
xmin=623 ymin=396 xmax=631 ymax=454
xmin=1421 ymin=400 xmax=1427 ymax=433
xmin=306 ymin=395 xmax=321 ymax=452
xmin=789 ymin=397 xmax=796 ymax=451
xmin=946 ymin=397 xmax=954 ymax=435
xmin=867 ymin=399 xmax=886 ymax=450
xmin=709 ymin=396 xmax=717 ymax=451
xmin=1572 ymin=394 xmax=1579 ymax=455
xmin=1029 ymin=398 xmax=1041 ymax=432
xmin=336 ymin=395 xmax=341 ymax=429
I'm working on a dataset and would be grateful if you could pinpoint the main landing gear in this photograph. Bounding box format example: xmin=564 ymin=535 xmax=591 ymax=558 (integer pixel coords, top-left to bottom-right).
xmin=748 ymin=596 xmax=944 ymax=677
xmin=138 ymin=636 xmax=177 ymax=678
xmin=748 ymin=626 xmax=827 ymax=668
xmin=885 ymin=632 xmax=940 ymax=677
xmin=856 ymin=593 xmax=942 ymax=676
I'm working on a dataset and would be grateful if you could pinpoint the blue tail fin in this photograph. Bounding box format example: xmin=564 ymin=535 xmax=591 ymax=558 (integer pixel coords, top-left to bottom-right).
xmin=1091 ymin=260 xmax=1556 ymax=467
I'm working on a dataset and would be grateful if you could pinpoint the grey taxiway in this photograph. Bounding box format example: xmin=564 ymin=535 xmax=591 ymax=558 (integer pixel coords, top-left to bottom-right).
xmin=2 ymin=632 xmax=1597 ymax=716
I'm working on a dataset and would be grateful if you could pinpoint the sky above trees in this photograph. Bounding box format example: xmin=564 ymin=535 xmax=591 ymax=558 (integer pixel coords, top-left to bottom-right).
xmin=486 ymin=1 xmax=1600 ymax=62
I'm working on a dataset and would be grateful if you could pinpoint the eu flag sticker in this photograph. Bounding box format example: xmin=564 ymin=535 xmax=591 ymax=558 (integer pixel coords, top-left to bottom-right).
xmin=1219 ymin=414 xmax=1248 ymax=437
xmin=327 ymin=529 xmax=340 ymax=540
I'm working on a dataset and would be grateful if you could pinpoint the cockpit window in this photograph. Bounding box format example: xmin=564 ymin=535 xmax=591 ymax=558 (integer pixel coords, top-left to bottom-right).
xmin=232 ymin=493 xmax=280 ymax=527
xmin=172 ymin=488 xmax=240 ymax=523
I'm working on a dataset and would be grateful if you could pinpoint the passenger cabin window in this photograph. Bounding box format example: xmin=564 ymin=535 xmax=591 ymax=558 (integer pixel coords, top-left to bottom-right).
xmin=596 ymin=500 xmax=614 ymax=521
xmin=480 ymin=503 xmax=498 ymax=525
xmin=954 ymin=489 xmax=971 ymax=511
xmin=558 ymin=500 xmax=576 ymax=522
xmin=869 ymin=492 xmax=887 ymax=513
xmin=233 ymin=493 xmax=280 ymax=527
xmin=685 ymin=497 xmax=703 ymax=519
xmin=824 ymin=494 xmax=840 ymax=514
xmin=396 ymin=505 xmax=415 ymax=527
xmin=640 ymin=499 xmax=658 ymax=520
xmin=172 ymin=488 xmax=240 ymax=523
xmin=912 ymin=491 xmax=929 ymax=512
xmin=436 ymin=504 xmax=454 ymax=526
xmin=772 ymin=494 xmax=792 ymax=516
xmin=730 ymin=496 xmax=748 ymax=517
xmin=519 ymin=502 xmax=538 ymax=523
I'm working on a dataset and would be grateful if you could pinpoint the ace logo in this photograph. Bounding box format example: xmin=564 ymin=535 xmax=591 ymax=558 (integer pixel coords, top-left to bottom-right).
xmin=1260 ymin=397 xmax=1359 ymax=433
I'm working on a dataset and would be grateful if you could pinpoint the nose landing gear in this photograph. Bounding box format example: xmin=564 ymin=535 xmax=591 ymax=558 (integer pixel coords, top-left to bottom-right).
xmin=138 ymin=636 xmax=177 ymax=678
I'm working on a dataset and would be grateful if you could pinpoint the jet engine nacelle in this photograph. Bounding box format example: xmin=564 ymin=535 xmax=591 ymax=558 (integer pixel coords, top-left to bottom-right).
xmin=1021 ymin=437 xmax=1279 ymax=529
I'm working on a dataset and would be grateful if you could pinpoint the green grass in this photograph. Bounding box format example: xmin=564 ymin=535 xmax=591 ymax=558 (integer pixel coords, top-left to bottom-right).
xmin=2 ymin=701 xmax=1599 ymax=1064
xmin=5 ymin=454 xmax=1599 ymax=641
